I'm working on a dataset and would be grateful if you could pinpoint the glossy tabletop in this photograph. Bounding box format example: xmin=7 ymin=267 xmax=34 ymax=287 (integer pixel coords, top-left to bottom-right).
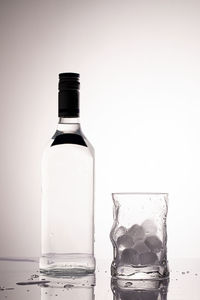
xmin=0 ymin=258 xmax=199 ymax=300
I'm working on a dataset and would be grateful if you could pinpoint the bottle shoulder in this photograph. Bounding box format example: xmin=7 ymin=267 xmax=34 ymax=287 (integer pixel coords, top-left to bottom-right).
xmin=80 ymin=131 xmax=95 ymax=156
xmin=51 ymin=131 xmax=87 ymax=147
xmin=43 ymin=129 xmax=94 ymax=157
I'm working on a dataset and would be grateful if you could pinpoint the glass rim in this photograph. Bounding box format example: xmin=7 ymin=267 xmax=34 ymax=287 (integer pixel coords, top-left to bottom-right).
xmin=112 ymin=192 xmax=168 ymax=196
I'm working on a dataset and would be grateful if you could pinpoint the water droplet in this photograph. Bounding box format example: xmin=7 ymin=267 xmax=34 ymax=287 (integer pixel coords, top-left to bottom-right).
xmin=31 ymin=274 xmax=39 ymax=279
xmin=64 ymin=284 xmax=74 ymax=289
xmin=125 ymin=282 xmax=132 ymax=287
xmin=16 ymin=280 xmax=50 ymax=286
xmin=40 ymin=283 xmax=49 ymax=287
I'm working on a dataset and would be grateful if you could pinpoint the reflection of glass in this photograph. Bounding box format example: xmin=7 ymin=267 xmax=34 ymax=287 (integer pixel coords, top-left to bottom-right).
xmin=110 ymin=193 xmax=169 ymax=279
xmin=40 ymin=274 xmax=95 ymax=300
xmin=111 ymin=277 xmax=169 ymax=300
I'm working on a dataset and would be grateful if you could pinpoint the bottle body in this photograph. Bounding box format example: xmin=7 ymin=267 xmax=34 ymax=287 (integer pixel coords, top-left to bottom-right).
xmin=40 ymin=119 xmax=95 ymax=275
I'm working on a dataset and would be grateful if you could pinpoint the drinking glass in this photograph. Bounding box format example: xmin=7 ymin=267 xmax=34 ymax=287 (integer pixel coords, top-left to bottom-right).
xmin=110 ymin=193 xmax=169 ymax=280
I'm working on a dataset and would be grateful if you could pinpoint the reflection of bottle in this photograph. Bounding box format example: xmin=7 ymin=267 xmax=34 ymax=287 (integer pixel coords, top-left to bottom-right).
xmin=111 ymin=277 xmax=169 ymax=300
xmin=40 ymin=73 xmax=95 ymax=276
xmin=40 ymin=274 xmax=95 ymax=300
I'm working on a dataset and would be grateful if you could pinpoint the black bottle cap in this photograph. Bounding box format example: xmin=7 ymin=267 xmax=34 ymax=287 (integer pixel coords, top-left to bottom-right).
xmin=58 ymin=73 xmax=80 ymax=117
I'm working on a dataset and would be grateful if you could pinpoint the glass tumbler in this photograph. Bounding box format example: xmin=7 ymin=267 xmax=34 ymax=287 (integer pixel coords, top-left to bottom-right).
xmin=110 ymin=193 xmax=169 ymax=280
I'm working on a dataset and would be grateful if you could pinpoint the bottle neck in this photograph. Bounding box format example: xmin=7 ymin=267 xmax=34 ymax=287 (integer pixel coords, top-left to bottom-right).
xmin=57 ymin=117 xmax=80 ymax=133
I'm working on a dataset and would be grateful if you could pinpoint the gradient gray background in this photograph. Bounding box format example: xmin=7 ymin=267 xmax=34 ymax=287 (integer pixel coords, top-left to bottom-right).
xmin=0 ymin=0 xmax=200 ymax=262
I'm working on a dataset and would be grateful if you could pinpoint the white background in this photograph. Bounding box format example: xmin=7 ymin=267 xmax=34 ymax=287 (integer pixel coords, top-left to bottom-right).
xmin=0 ymin=0 xmax=200 ymax=262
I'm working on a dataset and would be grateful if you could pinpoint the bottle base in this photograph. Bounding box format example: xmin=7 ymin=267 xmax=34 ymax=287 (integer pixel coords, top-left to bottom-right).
xmin=40 ymin=253 xmax=95 ymax=277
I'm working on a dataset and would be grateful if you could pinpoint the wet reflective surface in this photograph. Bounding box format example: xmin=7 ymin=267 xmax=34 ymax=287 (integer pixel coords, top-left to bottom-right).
xmin=0 ymin=258 xmax=200 ymax=299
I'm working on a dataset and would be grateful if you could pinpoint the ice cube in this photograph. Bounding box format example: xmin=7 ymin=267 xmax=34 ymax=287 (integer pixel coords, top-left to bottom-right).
xmin=145 ymin=235 xmax=163 ymax=253
xmin=139 ymin=252 xmax=158 ymax=265
xmin=133 ymin=241 xmax=150 ymax=254
xmin=117 ymin=234 xmax=134 ymax=251
xmin=114 ymin=226 xmax=127 ymax=240
xmin=142 ymin=219 xmax=157 ymax=235
xmin=120 ymin=248 xmax=140 ymax=265
xmin=127 ymin=224 xmax=145 ymax=242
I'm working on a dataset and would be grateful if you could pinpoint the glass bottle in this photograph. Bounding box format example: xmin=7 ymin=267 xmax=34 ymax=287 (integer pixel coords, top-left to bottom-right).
xmin=40 ymin=73 xmax=95 ymax=276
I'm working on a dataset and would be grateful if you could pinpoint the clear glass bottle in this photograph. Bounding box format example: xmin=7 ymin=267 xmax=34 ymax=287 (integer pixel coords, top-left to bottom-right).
xmin=40 ymin=73 xmax=95 ymax=276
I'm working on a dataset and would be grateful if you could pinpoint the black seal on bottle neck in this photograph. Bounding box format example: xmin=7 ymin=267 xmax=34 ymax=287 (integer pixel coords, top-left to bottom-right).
xmin=58 ymin=73 xmax=80 ymax=117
